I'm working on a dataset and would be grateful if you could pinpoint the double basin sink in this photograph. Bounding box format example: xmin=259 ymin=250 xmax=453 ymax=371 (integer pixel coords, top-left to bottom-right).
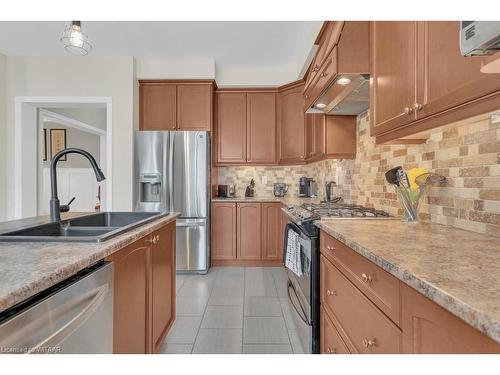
xmin=0 ymin=212 xmax=168 ymax=243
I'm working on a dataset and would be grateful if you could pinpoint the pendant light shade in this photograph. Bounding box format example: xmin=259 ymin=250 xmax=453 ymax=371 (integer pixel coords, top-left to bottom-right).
xmin=60 ymin=21 xmax=92 ymax=56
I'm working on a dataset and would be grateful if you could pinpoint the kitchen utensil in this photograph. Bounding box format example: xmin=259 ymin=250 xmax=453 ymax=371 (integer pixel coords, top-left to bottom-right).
xmin=415 ymin=172 xmax=447 ymax=188
xmin=273 ymin=183 xmax=289 ymax=197
xmin=245 ymin=179 xmax=255 ymax=198
xmin=407 ymin=167 xmax=428 ymax=190
xmin=385 ymin=166 xmax=417 ymax=221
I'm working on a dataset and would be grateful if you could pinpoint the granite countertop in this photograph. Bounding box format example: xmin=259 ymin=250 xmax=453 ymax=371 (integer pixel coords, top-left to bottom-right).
xmin=0 ymin=212 xmax=180 ymax=313
xmin=212 ymin=196 xmax=322 ymax=206
xmin=315 ymin=219 xmax=500 ymax=343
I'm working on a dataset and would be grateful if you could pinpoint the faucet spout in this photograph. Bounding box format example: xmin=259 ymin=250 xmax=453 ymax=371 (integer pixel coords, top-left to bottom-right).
xmin=50 ymin=148 xmax=106 ymax=222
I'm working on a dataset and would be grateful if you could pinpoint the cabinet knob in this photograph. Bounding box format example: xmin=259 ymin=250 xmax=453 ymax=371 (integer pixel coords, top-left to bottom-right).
xmin=326 ymin=347 xmax=337 ymax=354
xmin=326 ymin=245 xmax=335 ymax=251
xmin=361 ymin=273 xmax=373 ymax=284
xmin=404 ymin=107 xmax=413 ymax=115
xmin=326 ymin=289 xmax=337 ymax=296
xmin=321 ymin=71 xmax=329 ymax=78
xmin=362 ymin=338 xmax=376 ymax=348
xmin=413 ymin=102 xmax=423 ymax=110
xmin=305 ymin=94 xmax=309 ymax=99
xmin=312 ymin=65 xmax=319 ymax=73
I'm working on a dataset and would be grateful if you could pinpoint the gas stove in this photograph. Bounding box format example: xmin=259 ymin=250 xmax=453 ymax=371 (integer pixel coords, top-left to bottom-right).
xmin=285 ymin=202 xmax=392 ymax=225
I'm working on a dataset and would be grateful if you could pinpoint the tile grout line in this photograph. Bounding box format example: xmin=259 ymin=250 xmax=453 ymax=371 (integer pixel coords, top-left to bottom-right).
xmin=242 ymin=267 xmax=246 ymax=353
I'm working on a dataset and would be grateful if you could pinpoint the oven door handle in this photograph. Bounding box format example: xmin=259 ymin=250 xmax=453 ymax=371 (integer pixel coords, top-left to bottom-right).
xmin=287 ymin=279 xmax=311 ymax=326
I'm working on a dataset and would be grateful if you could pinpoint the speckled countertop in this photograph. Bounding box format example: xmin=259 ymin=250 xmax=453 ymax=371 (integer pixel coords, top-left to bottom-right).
xmin=315 ymin=219 xmax=500 ymax=343
xmin=212 ymin=196 xmax=321 ymax=206
xmin=0 ymin=212 xmax=180 ymax=313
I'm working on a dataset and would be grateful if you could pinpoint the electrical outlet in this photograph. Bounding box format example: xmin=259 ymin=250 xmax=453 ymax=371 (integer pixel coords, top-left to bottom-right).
xmin=261 ymin=175 xmax=268 ymax=185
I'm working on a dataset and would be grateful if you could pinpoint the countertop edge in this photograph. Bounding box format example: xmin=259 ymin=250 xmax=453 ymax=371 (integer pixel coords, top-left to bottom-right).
xmin=314 ymin=220 xmax=500 ymax=344
xmin=0 ymin=213 xmax=180 ymax=313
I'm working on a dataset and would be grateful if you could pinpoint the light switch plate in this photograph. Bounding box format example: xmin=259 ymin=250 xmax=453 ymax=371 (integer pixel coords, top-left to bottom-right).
xmin=261 ymin=175 xmax=268 ymax=185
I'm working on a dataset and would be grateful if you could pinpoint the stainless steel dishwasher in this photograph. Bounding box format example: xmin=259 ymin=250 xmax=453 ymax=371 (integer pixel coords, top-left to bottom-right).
xmin=0 ymin=261 xmax=113 ymax=354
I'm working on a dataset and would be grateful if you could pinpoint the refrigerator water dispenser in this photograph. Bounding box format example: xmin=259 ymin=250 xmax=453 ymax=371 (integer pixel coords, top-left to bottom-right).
xmin=140 ymin=173 xmax=162 ymax=203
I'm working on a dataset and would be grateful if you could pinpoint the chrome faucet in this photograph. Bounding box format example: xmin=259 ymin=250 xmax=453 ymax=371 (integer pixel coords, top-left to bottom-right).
xmin=50 ymin=148 xmax=105 ymax=222
xmin=325 ymin=180 xmax=338 ymax=202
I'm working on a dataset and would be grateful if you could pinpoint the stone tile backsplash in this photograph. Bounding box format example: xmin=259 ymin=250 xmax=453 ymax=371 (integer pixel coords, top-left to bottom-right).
xmin=217 ymin=110 xmax=500 ymax=236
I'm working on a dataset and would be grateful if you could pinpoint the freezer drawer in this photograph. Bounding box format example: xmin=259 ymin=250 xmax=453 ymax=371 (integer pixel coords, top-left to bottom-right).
xmin=176 ymin=218 xmax=209 ymax=273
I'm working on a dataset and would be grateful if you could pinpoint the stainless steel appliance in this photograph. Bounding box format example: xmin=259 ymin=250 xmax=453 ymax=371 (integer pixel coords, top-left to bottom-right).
xmin=282 ymin=203 xmax=392 ymax=353
xmin=0 ymin=261 xmax=113 ymax=354
xmin=273 ymin=183 xmax=289 ymax=197
xmin=460 ymin=21 xmax=500 ymax=56
xmin=298 ymin=177 xmax=317 ymax=198
xmin=134 ymin=131 xmax=210 ymax=274
xmin=217 ymin=184 xmax=235 ymax=198
xmin=307 ymin=180 xmax=318 ymax=198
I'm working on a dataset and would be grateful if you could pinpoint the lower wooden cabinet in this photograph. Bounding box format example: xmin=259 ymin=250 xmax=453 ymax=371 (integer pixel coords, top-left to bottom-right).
xmin=211 ymin=201 xmax=284 ymax=266
xmin=401 ymin=284 xmax=500 ymax=354
xmin=107 ymin=221 xmax=176 ymax=354
xmin=319 ymin=229 xmax=500 ymax=354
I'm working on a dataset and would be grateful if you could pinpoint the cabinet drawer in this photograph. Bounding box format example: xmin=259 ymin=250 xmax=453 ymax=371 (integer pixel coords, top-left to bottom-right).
xmin=321 ymin=306 xmax=350 ymax=354
xmin=320 ymin=255 xmax=402 ymax=353
xmin=320 ymin=231 xmax=400 ymax=326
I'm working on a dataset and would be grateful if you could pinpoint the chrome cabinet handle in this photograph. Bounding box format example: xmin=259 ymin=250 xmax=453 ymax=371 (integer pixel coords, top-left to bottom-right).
xmin=326 ymin=289 xmax=337 ymax=296
xmin=362 ymin=338 xmax=376 ymax=348
xmin=321 ymin=71 xmax=329 ymax=78
xmin=404 ymin=107 xmax=413 ymax=115
xmin=312 ymin=65 xmax=319 ymax=72
xmin=326 ymin=347 xmax=337 ymax=354
xmin=413 ymin=102 xmax=423 ymax=110
xmin=146 ymin=235 xmax=159 ymax=245
xmin=326 ymin=244 xmax=335 ymax=251
xmin=361 ymin=273 xmax=373 ymax=284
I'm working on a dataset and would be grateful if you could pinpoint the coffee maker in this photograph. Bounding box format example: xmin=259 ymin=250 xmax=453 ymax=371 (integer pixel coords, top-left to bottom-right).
xmin=299 ymin=177 xmax=318 ymax=198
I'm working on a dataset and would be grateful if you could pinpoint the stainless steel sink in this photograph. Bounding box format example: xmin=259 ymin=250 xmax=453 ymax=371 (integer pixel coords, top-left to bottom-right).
xmin=0 ymin=212 xmax=169 ymax=243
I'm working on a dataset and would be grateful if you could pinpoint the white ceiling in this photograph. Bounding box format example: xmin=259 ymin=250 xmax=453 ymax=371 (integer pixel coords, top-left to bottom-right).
xmin=0 ymin=21 xmax=322 ymax=83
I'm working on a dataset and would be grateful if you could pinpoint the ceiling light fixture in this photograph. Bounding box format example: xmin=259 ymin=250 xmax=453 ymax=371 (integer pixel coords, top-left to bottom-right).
xmin=336 ymin=77 xmax=351 ymax=85
xmin=60 ymin=21 xmax=92 ymax=56
xmin=315 ymin=103 xmax=327 ymax=109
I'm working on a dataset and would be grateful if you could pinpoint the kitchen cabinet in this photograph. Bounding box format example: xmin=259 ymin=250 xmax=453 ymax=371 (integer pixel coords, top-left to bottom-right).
xmin=371 ymin=21 xmax=500 ymax=143
xmin=278 ymin=82 xmax=306 ymax=164
xmin=211 ymin=202 xmax=237 ymax=260
xmin=216 ymin=92 xmax=247 ymax=164
xmin=139 ymin=80 xmax=213 ymax=131
xmin=107 ymin=221 xmax=176 ymax=354
xmin=109 ymin=237 xmax=150 ymax=354
xmin=246 ymin=93 xmax=277 ymax=164
xmin=237 ymin=203 xmax=262 ymax=260
xmin=401 ymin=284 xmax=500 ymax=354
xmin=320 ymin=229 xmax=500 ymax=354
xmin=324 ymin=115 xmax=357 ymax=159
xmin=305 ymin=113 xmax=325 ymax=162
xmin=211 ymin=201 xmax=284 ymax=266
xmin=151 ymin=222 xmax=176 ymax=352
xmin=261 ymin=203 xmax=283 ymax=261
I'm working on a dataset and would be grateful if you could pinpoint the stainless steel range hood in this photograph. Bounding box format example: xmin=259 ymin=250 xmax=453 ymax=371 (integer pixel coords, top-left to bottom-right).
xmin=308 ymin=73 xmax=370 ymax=115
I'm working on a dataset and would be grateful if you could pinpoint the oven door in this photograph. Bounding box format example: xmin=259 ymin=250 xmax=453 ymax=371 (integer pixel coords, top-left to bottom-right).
xmin=285 ymin=225 xmax=313 ymax=353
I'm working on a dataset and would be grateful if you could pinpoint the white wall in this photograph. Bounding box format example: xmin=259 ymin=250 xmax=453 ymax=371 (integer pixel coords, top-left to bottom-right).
xmin=136 ymin=58 xmax=215 ymax=79
xmin=0 ymin=54 xmax=6 ymax=221
xmin=3 ymin=56 xmax=135 ymax=219
xmin=45 ymin=107 xmax=107 ymax=130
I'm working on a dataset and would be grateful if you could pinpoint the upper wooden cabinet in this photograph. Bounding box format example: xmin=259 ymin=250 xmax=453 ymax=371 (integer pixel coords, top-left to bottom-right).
xmin=278 ymin=82 xmax=306 ymax=164
xmin=246 ymin=93 xmax=277 ymax=164
xmin=139 ymin=80 xmax=213 ymax=131
xmin=371 ymin=21 xmax=500 ymax=143
xmin=305 ymin=113 xmax=325 ymax=162
xmin=216 ymin=90 xmax=277 ymax=165
xmin=216 ymin=92 xmax=247 ymax=164
xmin=324 ymin=116 xmax=357 ymax=159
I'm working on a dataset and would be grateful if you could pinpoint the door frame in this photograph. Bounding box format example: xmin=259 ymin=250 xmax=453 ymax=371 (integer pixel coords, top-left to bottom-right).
xmin=14 ymin=96 xmax=113 ymax=219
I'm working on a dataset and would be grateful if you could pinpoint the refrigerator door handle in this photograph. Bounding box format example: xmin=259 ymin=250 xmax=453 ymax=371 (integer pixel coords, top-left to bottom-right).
xmin=168 ymin=133 xmax=174 ymax=213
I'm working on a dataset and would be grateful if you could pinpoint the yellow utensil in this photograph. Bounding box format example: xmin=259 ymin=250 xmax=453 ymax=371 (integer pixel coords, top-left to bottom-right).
xmin=407 ymin=167 xmax=427 ymax=190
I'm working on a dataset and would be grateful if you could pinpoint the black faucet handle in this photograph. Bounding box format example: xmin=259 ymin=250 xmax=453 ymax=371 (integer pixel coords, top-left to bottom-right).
xmin=60 ymin=197 xmax=76 ymax=213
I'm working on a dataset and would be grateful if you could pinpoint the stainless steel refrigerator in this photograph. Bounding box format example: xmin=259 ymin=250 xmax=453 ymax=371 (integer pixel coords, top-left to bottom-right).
xmin=134 ymin=131 xmax=210 ymax=274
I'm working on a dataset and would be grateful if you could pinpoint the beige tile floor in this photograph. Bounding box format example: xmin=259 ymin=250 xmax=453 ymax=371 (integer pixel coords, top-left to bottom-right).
xmin=161 ymin=266 xmax=308 ymax=354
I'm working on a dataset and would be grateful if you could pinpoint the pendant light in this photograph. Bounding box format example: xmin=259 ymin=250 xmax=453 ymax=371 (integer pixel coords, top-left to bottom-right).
xmin=60 ymin=21 xmax=92 ymax=56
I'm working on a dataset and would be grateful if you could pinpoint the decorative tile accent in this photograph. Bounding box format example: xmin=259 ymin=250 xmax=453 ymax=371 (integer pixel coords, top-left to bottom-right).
xmin=218 ymin=109 xmax=500 ymax=236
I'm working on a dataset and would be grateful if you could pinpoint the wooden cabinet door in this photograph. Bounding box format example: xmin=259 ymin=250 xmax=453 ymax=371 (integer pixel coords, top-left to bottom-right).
xmin=261 ymin=203 xmax=283 ymax=261
xmin=151 ymin=222 xmax=176 ymax=352
xmin=401 ymin=285 xmax=500 ymax=353
xmin=325 ymin=115 xmax=357 ymax=159
xmin=246 ymin=93 xmax=277 ymax=164
xmin=140 ymin=84 xmax=177 ymax=131
xmin=177 ymin=84 xmax=212 ymax=131
xmin=216 ymin=92 xmax=247 ymax=164
xmin=370 ymin=22 xmax=418 ymax=135
xmin=305 ymin=114 xmax=315 ymax=159
xmin=211 ymin=202 xmax=237 ymax=260
xmin=279 ymin=84 xmax=306 ymax=164
xmin=237 ymin=203 xmax=262 ymax=260
xmin=416 ymin=21 xmax=500 ymax=120
xmin=306 ymin=113 xmax=325 ymax=161
xmin=108 ymin=238 xmax=151 ymax=354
